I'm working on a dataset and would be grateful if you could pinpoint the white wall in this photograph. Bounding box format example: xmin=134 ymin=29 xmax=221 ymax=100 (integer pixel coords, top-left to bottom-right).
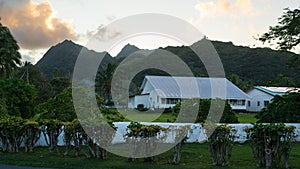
xmin=129 ymin=95 xmax=150 ymax=108
xmin=246 ymin=89 xmax=274 ymax=112
xmin=4 ymin=123 xmax=299 ymax=148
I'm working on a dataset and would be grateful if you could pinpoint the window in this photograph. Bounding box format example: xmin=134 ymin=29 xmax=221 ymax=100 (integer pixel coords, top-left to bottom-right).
xmin=248 ymin=101 xmax=251 ymax=107
xmin=157 ymin=96 xmax=159 ymax=103
xmin=166 ymin=98 xmax=181 ymax=104
xmin=229 ymin=99 xmax=246 ymax=106
xmin=264 ymin=101 xmax=269 ymax=107
xmin=257 ymin=101 xmax=260 ymax=107
xmin=161 ymin=98 xmax=166 ymax=104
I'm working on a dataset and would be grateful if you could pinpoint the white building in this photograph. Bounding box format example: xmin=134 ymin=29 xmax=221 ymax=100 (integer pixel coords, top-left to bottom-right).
xmin=129 ymin=76 xmax=251 ymax=111
xmin=246 ymin=86 xmax=300 ymax=112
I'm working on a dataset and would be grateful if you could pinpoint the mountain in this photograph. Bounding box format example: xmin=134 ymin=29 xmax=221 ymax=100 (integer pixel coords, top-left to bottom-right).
xmin=115 ymin=44 xmax=140 ymax=60
xmin=161 ymin=39 xmax=300 ymax=85
xmin=36 ymin=39 xmax=300 ymax=88
xmin=36 ymin=40 xmax=113 ymax=79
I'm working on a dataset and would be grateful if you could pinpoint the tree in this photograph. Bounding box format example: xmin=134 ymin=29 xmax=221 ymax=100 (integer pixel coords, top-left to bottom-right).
xmin=262 ymin=74 xmax=296 ymax=87
xmin=256 ymin=92 xmax=300 ymax=123
xmin=17 ymin=62 xmax=52 ymax=103
xmin=171 ymin=99 xmax=239 ymax=123
xmin=259 ymin=8 xmax=300 ymax=69
xmin=50 ymin=77 xmax=71 ymax=97
xmin=0 ymin=22 xmax=22 ymax=78
xmin=228 ymin=74 xmax=253 ymax=92
xmin=95 ymin=63 xmax=116 ymax=103
xmin=38 ymin=87 xmax=76 ymax=122
xmin=0 ymin=78 xmax=37 ymax=119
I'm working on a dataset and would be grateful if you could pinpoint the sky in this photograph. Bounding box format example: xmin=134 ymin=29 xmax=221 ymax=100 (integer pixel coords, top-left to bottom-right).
xmin=0 ymin=0 xmax=299 ymax=63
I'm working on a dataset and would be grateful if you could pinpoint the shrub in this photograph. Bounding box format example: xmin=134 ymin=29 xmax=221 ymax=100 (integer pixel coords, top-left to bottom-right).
xmin=256 ymin=93 xmax=300 ymax=123
xmin=171 ymin=99 xmax=239 ymax=123
xmin=245 ymin=123 xmax=296 ymax=169
xmin=208 ymin=125 xmax=236 ymax=166
xmin=126 ymin=122 xmax=167 ymax=162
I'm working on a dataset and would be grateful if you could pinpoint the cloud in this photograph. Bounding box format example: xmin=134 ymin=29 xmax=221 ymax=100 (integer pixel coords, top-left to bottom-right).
xmin=194 ymin=0 xmax=262 ymax=19
xmin=0 ymin=0 xmax=78 ymax=49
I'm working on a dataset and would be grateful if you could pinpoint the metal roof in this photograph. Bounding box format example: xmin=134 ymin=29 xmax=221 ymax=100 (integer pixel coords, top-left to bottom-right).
xmin=142 ymin=76 xmax=251 ymax=99
xmin=254 ymin=86 xmax=300 ymax=96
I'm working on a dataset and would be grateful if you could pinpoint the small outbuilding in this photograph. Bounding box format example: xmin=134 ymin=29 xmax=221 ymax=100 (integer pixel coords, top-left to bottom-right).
xmin=246 ymin=86 xmax=300 ymax=112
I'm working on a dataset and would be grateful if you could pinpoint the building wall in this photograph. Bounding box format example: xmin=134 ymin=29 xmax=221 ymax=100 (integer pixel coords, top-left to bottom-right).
xmin=246 ymin=89 xmax=274 ymax=112
xmin=128 ymin=95 xmax=150 ymax=108
xmin=229 ymin=99 xmax=247 ymax=111
xmin=141 ymin=80 xmax=154 ymax=94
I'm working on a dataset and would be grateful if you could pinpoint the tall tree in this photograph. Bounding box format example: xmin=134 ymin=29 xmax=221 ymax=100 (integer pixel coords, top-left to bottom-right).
xmin=0 ymin=78 xmax=37 ymax=119
xmin=0 ymin=22 xmax=22 ymax=78
xmin=95 ymin=63 xmax=116 ymax=103
xmin=259 ymin=8 xmax=300 ymax=69
xmin=17 ymin=62 xmax=53 ymax=103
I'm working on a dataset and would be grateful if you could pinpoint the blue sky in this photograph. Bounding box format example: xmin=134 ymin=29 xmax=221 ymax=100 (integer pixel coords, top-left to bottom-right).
xmin=0 ymin=0 xmax=299 ymax=63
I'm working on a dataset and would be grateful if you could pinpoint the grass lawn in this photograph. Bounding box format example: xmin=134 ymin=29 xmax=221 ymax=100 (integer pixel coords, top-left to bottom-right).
xmin=236 ymin=113 xmax=257 ymax=123
xmin=1 ymin=143 xmax=300 ymax=169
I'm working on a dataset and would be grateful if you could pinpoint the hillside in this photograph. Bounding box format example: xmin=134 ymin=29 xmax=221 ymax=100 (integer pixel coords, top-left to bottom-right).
xmin=36 ymin=40 xmax=113 ymax=79
xmin=35 ymin=39 xmax=300 ymax=88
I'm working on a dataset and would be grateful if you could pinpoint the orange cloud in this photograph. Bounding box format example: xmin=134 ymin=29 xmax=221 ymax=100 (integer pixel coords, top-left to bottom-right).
xmin=0 ymin=0 xmax=78 ymax=49
xmin=195 ymin=0 xmax=262 ymax=18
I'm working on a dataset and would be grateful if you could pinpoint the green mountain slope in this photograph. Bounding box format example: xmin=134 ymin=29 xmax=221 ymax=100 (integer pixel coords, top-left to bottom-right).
xmin=36 ymin=39 xmax=300 ymax=88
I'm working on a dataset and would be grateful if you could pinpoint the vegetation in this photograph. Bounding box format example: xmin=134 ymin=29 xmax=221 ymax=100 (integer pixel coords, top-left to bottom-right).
xmin=256 ymin=93 xmax=300 ymax=123
xmin=208 ymin=125 xmax=236 ymax=166
xmin=259 ymin=7 xmax=300 ymax=70
xmin=1 ymin=143 xmax=300 ymax=169
xmin=125 ymin=122 xmax=167 ymax=162
xmin=171 ymin=99 xmax=239 ymax=123
xmin=236 ymin=113 xmax=257 ymax=124
xmin=245 ymin=123 xmax=296 ymax=169
xmin=0 ymin=22 xmax=22 ymax=78
xmin=0 ymin=78 xmax=37 ymax=119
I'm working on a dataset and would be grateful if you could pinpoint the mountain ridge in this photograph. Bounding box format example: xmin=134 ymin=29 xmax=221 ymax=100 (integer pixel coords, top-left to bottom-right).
xmin=35 ymin=39 xmax=300 ymax=86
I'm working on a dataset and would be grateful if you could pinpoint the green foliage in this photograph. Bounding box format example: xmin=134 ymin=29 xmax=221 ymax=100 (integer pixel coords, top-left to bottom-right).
xmin=0 ymin=115 xmax=24 ymax=152
xmin=16 ymin=62 xmax=52 ymax=103
xmin=126 ymin=122 xmax=167 ymax=162
xmin=23 ymin=120 xmax=40 ymax=152
xmin=256 ymin=92 xmax=300 ymax=123
xmin=0 ymin=97 xmax=8 ymax=116
xmin=261 ymin=73 xmax=296 ymax=87
xmin=38 ymin=87 xmax=76 ymax=122
xmin=95 ymin=63 xmax=117 ymax=102
xmin=208 ymin=125 xmax=236 ymax=166
xmin=171 ymin=99 xmax=239 ymax=123
xmin=228 ymin=73 xmax=253 ymax=92
xmin=245 ymin=123 xmax=296 ymax=168
xmin=0 ymin=78 xmax=37 ymax=119
xmin=0 ymin=22 xmax=21 ymax=78
xmin=259 ymin=7 xmax=300 ymax=70
xmin=259 ymin=8 xmax=300 ymax=51
xmin=50 ymin=77 xmax=71 ymax=97
xmin=39 ymin=119 xmax=64 ymax=153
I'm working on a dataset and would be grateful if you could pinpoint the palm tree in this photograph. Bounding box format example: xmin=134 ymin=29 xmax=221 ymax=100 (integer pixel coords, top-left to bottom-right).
xmin=0 ymin=22 xmax=22 ymax=79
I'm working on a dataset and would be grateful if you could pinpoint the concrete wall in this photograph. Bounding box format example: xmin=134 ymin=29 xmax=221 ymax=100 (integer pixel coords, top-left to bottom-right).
xmin=3 ymin=123 xmax=299 ymax=148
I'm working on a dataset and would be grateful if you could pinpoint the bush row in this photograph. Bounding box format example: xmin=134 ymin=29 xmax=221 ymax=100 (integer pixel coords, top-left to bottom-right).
xmin=0 ymin=117 xmax=296 ymax=168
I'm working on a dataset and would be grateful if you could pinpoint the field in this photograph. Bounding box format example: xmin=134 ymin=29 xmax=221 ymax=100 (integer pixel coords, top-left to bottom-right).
xmin=109 ymin=109 xmax=257 ymax=123
xmin=0 ymin=143 xmax=299 ymax=169
xmin=236 ymin=113 xmax=257 ymax=123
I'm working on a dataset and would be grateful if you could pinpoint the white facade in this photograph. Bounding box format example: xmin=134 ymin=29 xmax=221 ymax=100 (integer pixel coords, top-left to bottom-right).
xmin=246 ymin=88 xmax=274 ymax=112
xmin=129 ymin=76 xmax=251 ymax=111
xmin=128 ymin=94 xmax=150 ymax=108
xmin=246 ymin=86 xmax=300 ymax=112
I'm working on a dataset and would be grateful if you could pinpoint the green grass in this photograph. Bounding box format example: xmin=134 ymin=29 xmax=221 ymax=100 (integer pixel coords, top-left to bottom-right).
xmin=1 ymin=143 xmax=300 ymax=169
xmin=236 ymin=113 xmax=257 ymax=123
